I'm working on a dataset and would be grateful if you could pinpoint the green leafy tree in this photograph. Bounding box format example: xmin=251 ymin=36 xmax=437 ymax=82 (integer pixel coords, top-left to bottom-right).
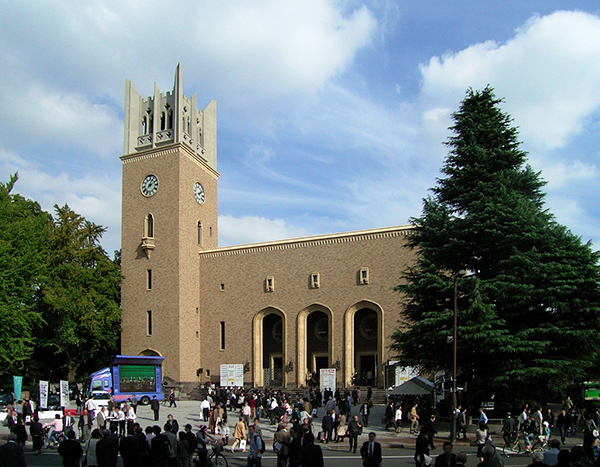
xmin=0 ymin=174 xmax=51 ymax=378
xmin=34 ymin=205 xmax=122 ymax=381
xmin=392 ymin=87 xmax=600 ymax=403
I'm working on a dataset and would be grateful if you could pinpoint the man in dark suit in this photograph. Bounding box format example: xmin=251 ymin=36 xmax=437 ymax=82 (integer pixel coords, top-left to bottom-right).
xmin=0 ymin=433 xmax=26 ymax=467
xmin=435 ymin=442 xmax=457 ymax=467
xmin=321 ymin=411 xmax=333 ymax=443
xmin=360 ymin=432 xmax=382 ymax=467
xmin=97 ymin=430 xmax=119 ymax=467
xmin=299 ymin=432 xmax=324 ymax=467
xmin=57 ymin=430 xmax=83 ymax=467
xmin=151 ymin=396 xmax=160 ymax=421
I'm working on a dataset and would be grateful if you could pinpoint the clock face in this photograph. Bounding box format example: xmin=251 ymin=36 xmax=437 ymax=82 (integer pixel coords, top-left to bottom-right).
xmin=141 ymin=174 xmax=159 ymax=197
xmin=194 ymin=182 xmax=205 ymax=204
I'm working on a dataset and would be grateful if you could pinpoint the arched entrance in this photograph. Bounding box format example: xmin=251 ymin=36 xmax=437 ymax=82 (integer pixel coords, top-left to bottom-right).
xmin=253 ymin=308 xmax=287 ymax=387
xmin=297 ymin=304 xmax=333 ymax=388
xmin=344 ymin=301 xmax=384 ymax=388
xmin=139 ymin=348 xmax=161 ymax=356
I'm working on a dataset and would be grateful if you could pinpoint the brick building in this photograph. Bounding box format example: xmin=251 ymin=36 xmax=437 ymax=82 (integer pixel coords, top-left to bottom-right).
xmin=120 ymin=66 xmax=416 ymax=390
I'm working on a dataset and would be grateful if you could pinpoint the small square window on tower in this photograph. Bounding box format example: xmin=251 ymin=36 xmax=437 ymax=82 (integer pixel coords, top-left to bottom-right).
xmin=359 ymin=267 xmax=370 ymax=285
xmin=265 ymin=276 xmax=274 ymax=293
xmin=311 ymin=272 xmax=321 ymax=289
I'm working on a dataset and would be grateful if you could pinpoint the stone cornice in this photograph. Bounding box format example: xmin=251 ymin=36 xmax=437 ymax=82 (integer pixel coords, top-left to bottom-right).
xmin=120 ymin=143 xmax=220 ymax=179
xmin=199 ymin=225 xmax=414 ymax=258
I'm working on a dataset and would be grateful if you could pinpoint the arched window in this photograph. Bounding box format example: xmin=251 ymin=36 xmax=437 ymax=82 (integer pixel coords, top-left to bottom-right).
xmin=197 ymin=221 xmax=202 ymax=246
xmin=160 ymin=112 xmax=166 ymax=131
xmin=167 ymin=110 xmax=173 ymax=129
xmin=142 ymin=116 xmax=147 ymax=135
xmin=149 ymin=116 xmax=154 ymax=134
xmin=146 ymin=214 xmax=154 ymax=238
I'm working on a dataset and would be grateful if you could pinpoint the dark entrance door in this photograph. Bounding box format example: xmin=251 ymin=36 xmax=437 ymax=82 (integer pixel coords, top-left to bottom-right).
xmin=360 ymin=355 xmax=377 ymax=386
xmin=315 ymin=356 xmax=329 ymax=372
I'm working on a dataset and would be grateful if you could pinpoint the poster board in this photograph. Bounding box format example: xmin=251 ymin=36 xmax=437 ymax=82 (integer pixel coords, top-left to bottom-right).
xmin=320 ymin=368 xmax=336 ymax=392
xmin=39 ymin=381 xmax=49 ymax=409
xmin=220 ymin=364 xmax=244 ymax=387
xmin=60 ymin=380 xmax=70 ymax=407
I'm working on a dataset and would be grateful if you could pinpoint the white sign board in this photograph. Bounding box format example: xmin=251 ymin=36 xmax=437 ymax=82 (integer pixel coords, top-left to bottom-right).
xmin=220 ymin=364 xmax=244 ymax=387
xmin=39 ymin=381 xmax=49 ymax=409
xmin=59 ymin=380 xmax=69 ymax=407
xmin=320 ymin=368 xmax=336 ymax=392
xmin=395 ymin=366 xmax=419 ymax=387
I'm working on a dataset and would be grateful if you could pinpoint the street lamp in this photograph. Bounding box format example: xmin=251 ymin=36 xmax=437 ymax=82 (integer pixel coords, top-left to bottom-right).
xmin=450 ymin=269 xmax=467 ymax=444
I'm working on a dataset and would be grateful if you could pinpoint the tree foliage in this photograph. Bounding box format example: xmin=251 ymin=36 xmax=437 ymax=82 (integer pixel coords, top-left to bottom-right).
xmin=0 ymin=175 xmax=50 ymax=374
xmin=392 ymin=88 xmax=600 ymax=403
xmin=0 ymin=174 xmax=121 ymax=383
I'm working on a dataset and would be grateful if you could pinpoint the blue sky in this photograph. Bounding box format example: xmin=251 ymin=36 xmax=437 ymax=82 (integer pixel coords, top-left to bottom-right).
xmin=1 ymin=1 xmax=600 ymax=254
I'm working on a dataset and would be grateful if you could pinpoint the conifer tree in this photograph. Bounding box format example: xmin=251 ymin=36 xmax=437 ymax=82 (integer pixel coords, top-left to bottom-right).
xmin=392 ymin=87 xmax=600 ymax=403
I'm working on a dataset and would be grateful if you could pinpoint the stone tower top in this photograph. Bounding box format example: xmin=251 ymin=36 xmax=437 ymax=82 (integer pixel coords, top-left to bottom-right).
xmin=123 ymin=63 xmax=217 ymax=170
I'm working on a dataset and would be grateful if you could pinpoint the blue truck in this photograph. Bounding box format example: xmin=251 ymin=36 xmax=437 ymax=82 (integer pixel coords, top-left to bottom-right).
xmin=88 ymin=355 xmax=165 ymax=405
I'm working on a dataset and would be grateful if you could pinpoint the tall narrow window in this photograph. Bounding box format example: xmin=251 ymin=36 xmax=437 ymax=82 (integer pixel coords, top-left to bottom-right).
xmin=147 ymin=269 xmax=152 ymax=290
xmin=160 ymin=112 xmax=166 ymax=131
xmin=220 ymin=321 xmax=225 ymax=350
xmin=149 ymin=116 xmax=154 ymax=134
xmin=147 ymin=310 xmax=153 ymax=336
xmin=167 ymin=110 xmax=173 ymax=129
xmin=142 ymin=117 xmax=147 ymax=135
xmin=197 ymin=221 xmax=202 ymax=246
xmin=146 ymin=214 xmax=154 ymax=238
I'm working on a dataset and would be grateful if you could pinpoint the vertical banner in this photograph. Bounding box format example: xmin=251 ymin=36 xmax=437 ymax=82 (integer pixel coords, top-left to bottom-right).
xmin=320 ymin=368 xmax=336 ymax=392
xmin=60 ymin=380 xmax=69 ymax=407
xmin=39 ymin=381 xmax=49 ymax=409
xmin=13 ymin=376 xmax=23 ymax=401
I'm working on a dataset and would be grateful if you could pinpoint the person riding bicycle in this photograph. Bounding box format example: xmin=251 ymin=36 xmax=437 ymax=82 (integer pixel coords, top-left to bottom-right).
xmin=44 ymin=414 xmax=64 ymax=445
xmin=196 ymin=425 xmax=219 ymax=460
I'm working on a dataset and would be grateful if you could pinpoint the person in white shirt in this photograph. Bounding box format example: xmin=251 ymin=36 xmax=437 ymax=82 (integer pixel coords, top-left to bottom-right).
xmin=116 ymin=407 xmax=126 ymax=437
xmin=200 ymin=399 xmax=211 ymax=422
xmin=126 ymin=405 xmax=136 ymax=435
xmin=395 ymin=407 xmax=403 ymax=433
xmin=85 ymin=396 xmax=97 ymax=416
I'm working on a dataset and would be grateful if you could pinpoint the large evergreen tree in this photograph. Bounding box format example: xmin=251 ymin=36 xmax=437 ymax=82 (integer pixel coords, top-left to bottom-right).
xmin=0 ymin=174 xmax=121 ymax=383
xmin=392 ymin=88 xmax=600 ymax=404
xmin=33 ymin=205 xmax=122 ymax=381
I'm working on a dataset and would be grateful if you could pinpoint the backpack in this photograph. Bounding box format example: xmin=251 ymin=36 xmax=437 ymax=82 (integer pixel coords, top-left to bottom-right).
xmin=255 ymin=434 xmax=266 ymax=454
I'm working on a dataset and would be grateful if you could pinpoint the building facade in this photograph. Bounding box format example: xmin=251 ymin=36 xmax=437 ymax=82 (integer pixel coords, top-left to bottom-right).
xmin=120 ymin=66 xmax=416 ymax=390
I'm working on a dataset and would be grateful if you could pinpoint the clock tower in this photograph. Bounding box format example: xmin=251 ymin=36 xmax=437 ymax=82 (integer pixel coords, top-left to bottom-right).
xmin=120 ymin=64 xmax=218 ymax=385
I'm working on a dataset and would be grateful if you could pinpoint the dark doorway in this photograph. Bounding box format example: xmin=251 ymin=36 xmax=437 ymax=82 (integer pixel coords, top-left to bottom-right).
xmin=306 ymin=311 xmax=329 ymax=372
xmin=354 ymin=308 xmax=378 ymax=386
xmin=315 ymin=356 xmax=329 ymax=372
xmin=263 ymin=313 xmax=283 ymax=386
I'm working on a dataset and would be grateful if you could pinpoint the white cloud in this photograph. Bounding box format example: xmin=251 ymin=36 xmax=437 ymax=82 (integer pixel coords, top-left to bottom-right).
xmin=419 ymin=10 xmax=600 ymax=151
xmin=536 ymin=160 xmax=599 ymax=189
xmin=218 ymin=215 xmax=309 ymax=246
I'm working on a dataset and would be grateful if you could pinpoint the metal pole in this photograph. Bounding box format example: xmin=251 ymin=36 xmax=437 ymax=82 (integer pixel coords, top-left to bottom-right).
xmin=451 ymin=273 xmax=458 ymax=443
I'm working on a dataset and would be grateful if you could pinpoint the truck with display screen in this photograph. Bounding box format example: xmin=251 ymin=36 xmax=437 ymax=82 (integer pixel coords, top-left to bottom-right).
xmin=88 ymin=355 xmax=165 ymax=405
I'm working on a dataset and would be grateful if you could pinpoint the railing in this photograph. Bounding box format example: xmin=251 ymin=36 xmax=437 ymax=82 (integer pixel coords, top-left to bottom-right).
xmin=263 ymin=368 xmax=283 ymax=387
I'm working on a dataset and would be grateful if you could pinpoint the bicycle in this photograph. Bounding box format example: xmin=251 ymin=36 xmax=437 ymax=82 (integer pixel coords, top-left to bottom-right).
xmin=503 ymin=431 xmax=527 ymax=457
xmin=192 ymin=444 xmax=228 ymax=467
xmin=531 ymin=436 xmax=549 ymax=453
xmin=42 ymin=427 xmax=65 ymax=449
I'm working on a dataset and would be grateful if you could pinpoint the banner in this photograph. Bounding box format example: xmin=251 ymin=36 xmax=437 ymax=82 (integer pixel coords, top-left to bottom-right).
xmin=60 ymin=380 xmax=69 ymax=407
xmin=220 ymin=364 xmax=243 ymax=387
xmin=39 ymin=381 xmax=49 ymax=409
xmin=320 ymin=368 xmax=336 ymax=392
xmin=13 ymin=376 xmax=23 ymax=401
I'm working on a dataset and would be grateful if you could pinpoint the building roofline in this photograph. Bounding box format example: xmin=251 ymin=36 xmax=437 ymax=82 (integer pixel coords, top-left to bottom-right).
xmin=199 ymin=224 xmax=414 ymax=258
